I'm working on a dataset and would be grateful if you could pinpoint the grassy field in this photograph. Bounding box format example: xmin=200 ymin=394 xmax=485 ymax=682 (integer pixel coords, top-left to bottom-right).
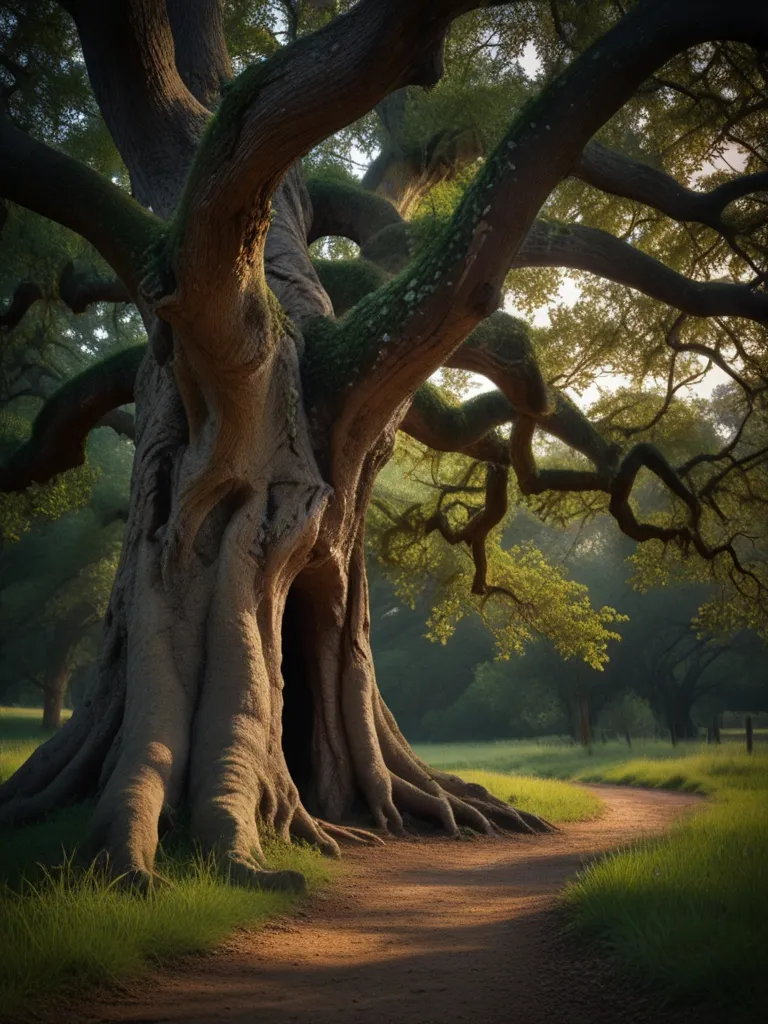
xmin=0 ymin=705 xmax=72 ymax=785
xmin=414 ymin=735 xmax=759 ymax=779
xmin=419 ymin=738 xmax=768 ymax=1010
xmin=0 ymin=709 xmax=599 ymax=1014
xmin=1 ymin=838 xmax=331 ymax=1016
xmin=563 ymin=750 xmax=768 ymax=1008
xmin=4 ymin=712 xmax=764 ymax=1014
xmin=457 ymin=769 xmax=603 ymax=822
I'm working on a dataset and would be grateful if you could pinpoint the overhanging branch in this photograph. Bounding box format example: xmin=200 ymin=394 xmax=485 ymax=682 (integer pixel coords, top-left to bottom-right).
xmin=59 ymin=264 xmax=131 ymax=314
xmin=401 ymin=382 xmax=514 ymax=461
xmin=0 ymin=345 xmax=143 ymax=492
xmin=514 ymin=220 xmax=768 ymax=327
xmin=574 ymin=139 xmax=768 ymax=233
xmin=425 ymin=462 xmax=511 ymax=596
xmin=0 ymin=116 xmax=164 ymax=294
xmin=171 ymin=0 xmax=505 ymax=296
xmin=319 ymin=0 xmax=768 ymax=470
xmin=0 ymin=263 xmax=131 ymax=333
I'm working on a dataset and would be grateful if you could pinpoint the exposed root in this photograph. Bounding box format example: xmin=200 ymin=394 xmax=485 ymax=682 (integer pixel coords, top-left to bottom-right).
xmin=313 ymin=818 xmax=387 ymax=847
xmin=444 ymin=792 xmax=497 ymax=834
xmin=290 ymin=804 xmax=342 ymax=856
xmin=372 ymin=683 xmax=555 ymax=838
xmin=222 ymin=851 xmax=308 ymax=894
xmin=0 ymin=683 xmax=123 ymax=828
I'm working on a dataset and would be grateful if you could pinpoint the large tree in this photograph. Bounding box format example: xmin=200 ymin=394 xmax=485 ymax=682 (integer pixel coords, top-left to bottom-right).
xmin=1 ymin=0 xmax=767 ymax=890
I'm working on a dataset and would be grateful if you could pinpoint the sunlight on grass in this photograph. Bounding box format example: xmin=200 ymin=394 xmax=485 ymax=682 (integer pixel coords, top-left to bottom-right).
xmin=3 ymin=713 xmax=765 ymax=1013
xmin=455 ymin=769 xmax=603 ymax=823
xmin=415 ymin=737 xmax=720 ymax=780
xmin=0 ymin=741 xmax=37 ymax=784
xmin=0 ymin=709 xmax=335 ymax=1016
xmin=0 ymin=705 xmax=72 ymax=784
xmin=563 ymin=749 xmax=768 ymax=1007
xmin=420 ymin=738 xmax=768 ymax=1010
xmin=0 ymin=839 xmax=334 ymax=1016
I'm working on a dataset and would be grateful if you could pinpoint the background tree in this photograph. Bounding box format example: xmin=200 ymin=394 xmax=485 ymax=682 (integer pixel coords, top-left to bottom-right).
xmin=0 ymin=429 xmax=132 ymax=725
xmin=0 ymin=0 xmax=766 ymax=892
xmin=630 ymin=626 xmax=728 ymax=743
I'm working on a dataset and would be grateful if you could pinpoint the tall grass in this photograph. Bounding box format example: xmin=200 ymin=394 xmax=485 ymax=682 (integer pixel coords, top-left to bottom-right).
xmin=0 ymin=709 xmax=334 ymax=1015
xmin=0 ymin=839 xmax=333 ymax=1017
xmin=562 ymin=750 xmax=768 ymax=1008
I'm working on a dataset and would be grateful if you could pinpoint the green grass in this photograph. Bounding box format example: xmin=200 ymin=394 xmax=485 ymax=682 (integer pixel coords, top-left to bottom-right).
xmin=0 ymin=709 xmax=334 ymax=1016
xmin=0 ymin=705 xmax=72 ymax=785
xmin=419 ymin=738 xmax=768 ymax=1010
xmin=415 ymin=736 xmax=701 ymax=780
xmin=561 ymin=749 xmax=768 ymax=1007
xmin=4 ymin=716 xmax=765 ymax=1013
xmin=0 ymin=839 xmax=332 ymax=1016
xmin=455 ymin=769 xmax=603 ymax=823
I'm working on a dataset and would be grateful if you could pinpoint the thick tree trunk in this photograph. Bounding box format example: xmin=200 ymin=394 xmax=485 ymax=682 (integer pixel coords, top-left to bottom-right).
xmin=4 ymin=0 xmax=767 ymax=893
xmin=0 ymin=27 xmax=554 ymax=877
xmin=0 ymin=268 xmax=551 ymax=888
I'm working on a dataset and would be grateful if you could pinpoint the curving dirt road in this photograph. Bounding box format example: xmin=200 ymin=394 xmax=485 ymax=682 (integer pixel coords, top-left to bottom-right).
xmin=73 ymin=786 xmax=732 ymax=1024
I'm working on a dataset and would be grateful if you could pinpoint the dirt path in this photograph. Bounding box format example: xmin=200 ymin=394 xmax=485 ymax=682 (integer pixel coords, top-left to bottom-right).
xmin=76 ymin=786 xmax=728 ymax=1024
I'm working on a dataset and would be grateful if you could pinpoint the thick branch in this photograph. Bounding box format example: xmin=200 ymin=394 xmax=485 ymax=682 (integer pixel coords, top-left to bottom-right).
xmin=307 ymin=178 xmax=404 ymax=250
xmin=574 ymin=140 xmax=768 ymax=232
xmin=0 ymin=263 xmax=131 ymax=333
xmin=401 ymin=382 xmax=514 ymax=459
xmin=0 ymin=345 xmax=143 ymax=492
xmin=443 ymin=315 xmax=619 ymax=472
xmin=59 ymin=263 xmax=131 ymax=313
xmin=64 ymin=0 xmax=209 ymax=216
xmin=171 ymin=0 xmax=499 ymax=295
xmin=307 ymin=180 xmax=768 ymax=325
xmin=441 ymin=312 xmax=548 ymax=416
xmin=319 ymin=0 xmax=768 ymax=467
xmin=312 ymin=257 xmax=389 ymax=317
xmin=166 ymin=0 xmax=232 ymax=111
xmin=0 ymin=116 xmax=163 ymax=294
xmin=96 ymin=407 xmax=136 ymax=441
xmin=514 ymin=220 xmax=768 ymax=326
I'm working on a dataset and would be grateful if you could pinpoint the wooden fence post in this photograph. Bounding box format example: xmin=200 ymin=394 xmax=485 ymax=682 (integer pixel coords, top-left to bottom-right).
xmin=746 ymin=715 xmax=754 ymax=755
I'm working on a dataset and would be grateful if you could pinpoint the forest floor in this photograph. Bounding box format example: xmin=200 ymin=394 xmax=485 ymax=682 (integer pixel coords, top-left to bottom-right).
xmin=35 ymin=785 xmax=749 ymax=1024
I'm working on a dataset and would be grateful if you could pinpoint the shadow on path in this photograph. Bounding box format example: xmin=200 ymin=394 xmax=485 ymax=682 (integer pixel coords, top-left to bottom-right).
xmin=58 ymin=785 xmax=735 ymax=1024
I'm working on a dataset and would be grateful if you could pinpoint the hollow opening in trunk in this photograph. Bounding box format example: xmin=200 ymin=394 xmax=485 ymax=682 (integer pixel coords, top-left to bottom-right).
xmin=280 ymin=588 xmax=315 ymax=803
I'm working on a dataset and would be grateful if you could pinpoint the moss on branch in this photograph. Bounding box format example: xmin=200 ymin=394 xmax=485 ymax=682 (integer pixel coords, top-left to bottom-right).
xmin=312 ymin=258 xmax=389 ymax=316
xmin=406 ymin=382 xmax=514 ymax=450
xmin=307 ymin=177 xmax=404 ymax=248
